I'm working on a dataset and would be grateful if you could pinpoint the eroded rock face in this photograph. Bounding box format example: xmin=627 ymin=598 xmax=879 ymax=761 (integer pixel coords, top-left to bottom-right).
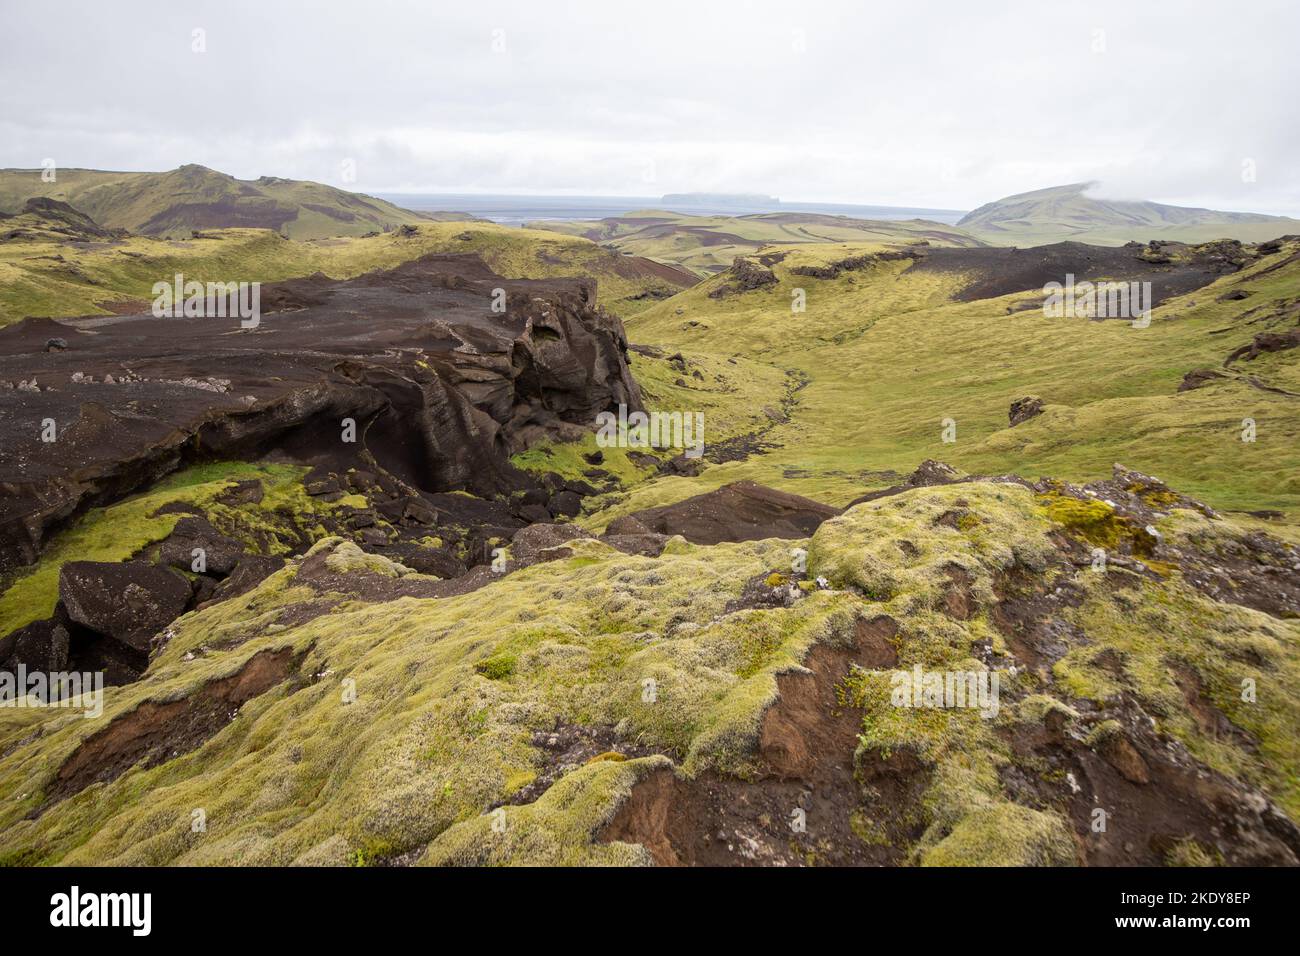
xmin=708 ymin=257 xmax=778 ymax=298
xmin=0 ymin=254 xmax=643 ymax=572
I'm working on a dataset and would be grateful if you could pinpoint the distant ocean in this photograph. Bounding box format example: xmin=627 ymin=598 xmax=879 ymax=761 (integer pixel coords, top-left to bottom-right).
xmin=375 ymin=193 xmax=968 ymax=227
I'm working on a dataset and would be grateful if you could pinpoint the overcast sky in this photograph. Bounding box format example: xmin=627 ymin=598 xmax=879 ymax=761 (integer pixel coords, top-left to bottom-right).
xmin=2 ymin=0 xmax=1297 ymax=214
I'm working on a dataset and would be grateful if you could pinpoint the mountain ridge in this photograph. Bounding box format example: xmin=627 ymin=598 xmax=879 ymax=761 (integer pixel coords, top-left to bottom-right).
xmin=960 ymin=182 xmax=1300 ymax=246
xmin=0 ymin=164 xmax=471 ymax=240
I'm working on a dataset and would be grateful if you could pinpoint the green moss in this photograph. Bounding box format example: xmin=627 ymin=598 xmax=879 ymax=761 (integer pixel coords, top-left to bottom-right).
xmin=1040 ymin=494 xmax=1124 ymax=549
xmin=0 ymin=529 xmax=854 ymax=864
xmin=323 ymin=540 xmax=414 ymax=578
xmin=585 ymin=751 xmax=628 ymax=765
xmin=918 ymin=803 xmax=1075 ymax=866
xmin=420 ymin=757 xmax=670 ymax=866
xmin=2 ymin=481 xmax=1297 ymax=867
xmin=1084 ymin=719 xmax=1124 ymax=746
xmin=511 ymin=434 xmax=652 ymax=488
xmin=615 ymin=238 xmax=1300 ymax=518
xmin=1015 ymin=694 xmax=1079 ymax=724
xmin=1165 ymin=836 xmax=1224 ymax=867
xmin=810 ymin=482 xmax=1052 ymax=609
xmin=475 ymin=653 xmax=518 ymax=681
xmin=1050 ymin=563 xmax=1300 ymax=817
xmin=0 ymin=218 xmax=689 ymax=327
xmin=1127 ymin=484 xmax=1181 ymax=509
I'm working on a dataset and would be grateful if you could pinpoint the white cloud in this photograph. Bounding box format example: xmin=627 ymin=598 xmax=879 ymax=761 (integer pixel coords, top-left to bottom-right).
xmin=1 ymin=0 xmax=1297 ymax=214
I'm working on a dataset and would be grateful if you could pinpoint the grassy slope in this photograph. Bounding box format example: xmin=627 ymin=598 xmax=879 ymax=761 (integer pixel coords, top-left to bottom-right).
xmin=512 ymin=348 xmax=788 ymax=488
xmin=594 ymin=239 xmax=1300 ymax=528
xmin=0 ymin=221 xmax=694 ymax=325
xmin=960 ymin=183 xmax=1300 ymax=248
xmin=0 ymin=233 xmax=1297 ymax=867
xmin=527 ymin=210 xmax=984 ymax=276
xmin=0 ymin=166 xmax=462 ymax=240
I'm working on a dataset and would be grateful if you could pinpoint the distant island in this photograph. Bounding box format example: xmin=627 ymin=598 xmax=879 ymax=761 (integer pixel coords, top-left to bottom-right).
xmin=660 ymin=192 xmax=779 ymax=206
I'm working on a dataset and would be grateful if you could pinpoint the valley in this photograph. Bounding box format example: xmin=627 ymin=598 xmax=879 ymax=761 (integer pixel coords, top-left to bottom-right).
xmin=1 ymin=165 xmax=1297 ymax=869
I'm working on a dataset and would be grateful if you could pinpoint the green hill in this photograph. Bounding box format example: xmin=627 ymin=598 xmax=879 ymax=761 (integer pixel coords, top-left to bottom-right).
xmin=0 ymin=212 xmax=696 ymax=326
xmin=612 ymin=236 xmax=1300 ymax=520
xmin=0 ymin=165 xmax=470 ymax=240
xmin=960 ymin=182 xmax=1300 ymax=247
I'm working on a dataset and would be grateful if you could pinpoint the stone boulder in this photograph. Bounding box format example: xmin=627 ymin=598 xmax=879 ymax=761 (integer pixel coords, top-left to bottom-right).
xmin=59 ymin=560 xmax=193 ymax=653
xmin=158 ymin=516 xmax=247 ymax=576
xmin=1009 ymin=396 xmax=1045 ymax=426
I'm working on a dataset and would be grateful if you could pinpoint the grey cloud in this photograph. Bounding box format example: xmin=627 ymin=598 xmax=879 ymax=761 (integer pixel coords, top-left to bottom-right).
xmin=1 ymin=0 xmax=1296 ymax=214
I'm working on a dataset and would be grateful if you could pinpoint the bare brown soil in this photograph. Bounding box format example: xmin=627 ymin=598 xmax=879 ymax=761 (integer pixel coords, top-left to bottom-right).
xmin=44 ymin=646 xmax=302 ymax=807
xmin=600 ymin=615 xmax=917 ymax=866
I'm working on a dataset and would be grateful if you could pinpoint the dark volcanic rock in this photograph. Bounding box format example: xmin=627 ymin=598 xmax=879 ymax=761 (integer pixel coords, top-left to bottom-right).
xmin=788 ymin=246 xmax=920 ymax=280
xmin=0 ymin=615 xmax=70 ymax=675
xmin=380 ymin=542 xmax=467 ymax=579
xmin=1178 ymin=368 xmax=1227 ymax=391
xmin=210 ymin=555 xmax=287 ymax=604
xmin=547 ymin=490 xmax=583 ymax=519
xmin=59 ymin=560 xmax=192 ymax=652
xmin=1008 ymin=396 xmax=1045 ymax=426
xmin=1225 ymin=329 xmax=1300 ymax=365
xmin=604 ymin=514 xmax=653 ymax=536
xmin=1 ymin=603 xmax=146 ymax=687
xmin=708 ymin=257 xmax=778 ymax=298
xmin=906 ymin=459 xmax=961 ymax=486
xmin=622 ymin=481 xmax=840 ymax=544
xmin=158 ymin=516 xmax=247 ymax=576
xmin=506 ymin=523 xmax=587 ymax=568
xmin=515 ymin=503 xmax=552 ymax=524
xmin=5 ymin=197 xmax=122 ymax=241
xmin=908 ymin=240 xmax=1257 ymax=306
xmin=0 ymin=254 xmax=643 ymax=573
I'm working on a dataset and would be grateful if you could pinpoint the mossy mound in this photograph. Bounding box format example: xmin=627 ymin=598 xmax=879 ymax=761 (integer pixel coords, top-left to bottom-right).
xmin=0 ymin=480 xmax=1295 ymax=866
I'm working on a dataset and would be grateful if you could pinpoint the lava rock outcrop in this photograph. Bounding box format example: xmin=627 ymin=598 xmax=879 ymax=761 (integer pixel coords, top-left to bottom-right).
xmin=0 ymin=253 xmax=642 ymax=571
